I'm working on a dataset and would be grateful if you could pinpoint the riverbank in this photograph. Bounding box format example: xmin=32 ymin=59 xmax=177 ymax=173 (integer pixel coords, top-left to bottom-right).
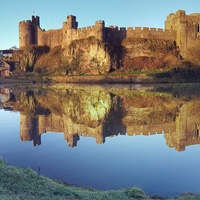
xmin=49 ymin=74 xmax=154 ymax=84
xmin=0 ymin=77 xmax=30 ymax=85
xmin=0 ymin=159 xmax=199 ymax=200
xmin=2 ymin=65 xmax=200 ymax=85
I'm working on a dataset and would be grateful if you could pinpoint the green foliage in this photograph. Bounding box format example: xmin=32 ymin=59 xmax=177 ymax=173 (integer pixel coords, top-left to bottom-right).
xmin=152 ymin=63 xmax=200 ymax=83
xmin=125 ymin=187 xmax=149 ymax=199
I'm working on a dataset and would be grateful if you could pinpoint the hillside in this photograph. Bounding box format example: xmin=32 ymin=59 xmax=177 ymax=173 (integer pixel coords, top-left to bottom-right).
xmin=12 ymin=36 xmax=188 ymax=80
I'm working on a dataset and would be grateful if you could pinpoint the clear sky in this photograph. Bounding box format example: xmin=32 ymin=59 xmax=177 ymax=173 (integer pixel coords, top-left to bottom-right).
xmin=1 ymin=0 xmax=200 ymax=50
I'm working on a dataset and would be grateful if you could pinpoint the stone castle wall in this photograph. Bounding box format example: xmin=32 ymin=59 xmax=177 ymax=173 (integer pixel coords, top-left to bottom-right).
xmin=38 ymin=28 xmax=63 ymax=47
xmin=105 ymin=26 xmax=176 ymax=41
xmin=19 ymin=14 xmax=176 ymax=49
xmin=165 ymin=10 xmax=200 ymax=58
xmin=19 ymin=10 xmax=200 ymax=59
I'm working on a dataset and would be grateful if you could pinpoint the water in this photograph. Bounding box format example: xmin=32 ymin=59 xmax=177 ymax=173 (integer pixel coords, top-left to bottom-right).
xmin=1 ymin=83 xmax=200 ymax=197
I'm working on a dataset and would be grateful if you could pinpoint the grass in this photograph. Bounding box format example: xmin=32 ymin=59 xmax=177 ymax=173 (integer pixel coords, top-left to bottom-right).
xmin=1 ymin=159 xmax=200 ymax=199
xmin=151 ymin=64 xmax=200 ymax=83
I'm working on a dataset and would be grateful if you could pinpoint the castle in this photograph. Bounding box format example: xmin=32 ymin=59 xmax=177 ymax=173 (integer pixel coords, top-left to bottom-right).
xmin=19 ymin=10 xmax=200 ymax=59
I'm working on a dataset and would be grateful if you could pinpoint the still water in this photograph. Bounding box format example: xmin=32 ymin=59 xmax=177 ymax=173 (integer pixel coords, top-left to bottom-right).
xmin=1 ymin=83 xmax=200 ymax=197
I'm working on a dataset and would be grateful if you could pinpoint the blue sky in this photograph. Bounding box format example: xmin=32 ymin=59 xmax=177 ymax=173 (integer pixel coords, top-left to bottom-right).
xmin=1 ymin=0 xmax=200 ymax=50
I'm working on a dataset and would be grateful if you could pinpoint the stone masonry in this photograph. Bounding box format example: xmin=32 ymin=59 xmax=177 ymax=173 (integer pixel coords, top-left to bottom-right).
xmin=19 ymin=10 xmax=200 ymax=59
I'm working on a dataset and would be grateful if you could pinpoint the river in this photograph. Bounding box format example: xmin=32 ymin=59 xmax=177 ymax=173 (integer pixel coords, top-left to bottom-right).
xmin=1 ymin=83 xmax=200 ymax=197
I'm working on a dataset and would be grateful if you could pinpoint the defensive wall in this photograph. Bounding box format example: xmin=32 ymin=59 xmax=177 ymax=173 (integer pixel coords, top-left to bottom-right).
xmin=105 ymin=26 xmax=176 ymax=42
xmin=165 ymin=10 xmax=200 ymax=58
xmin=38 ymin=28 xmax=63 ymax=47
xmin=19 ymin=10 xmax=200 ymax=59
xmin=19 ymin=14 xmax=176 ymax=49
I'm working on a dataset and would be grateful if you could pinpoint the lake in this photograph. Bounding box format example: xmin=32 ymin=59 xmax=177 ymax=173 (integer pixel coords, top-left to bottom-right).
xmin=1 ymin=83 xmax=200 ymax=197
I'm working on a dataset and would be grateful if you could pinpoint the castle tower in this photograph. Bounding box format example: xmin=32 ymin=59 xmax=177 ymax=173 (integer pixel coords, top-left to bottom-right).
xmin=62 ymin=15 xmax=78 ymax=46
xmin=19 ymin=16 xmax=40 ymax=49
xmin=19 ymin=20 xmax=32 ymax=49
xmin=94 ymin=20 xmax=105 ymax=42
xmin=66 ymin=15 xmax=78 ymax=29
xmin=31 ymin=16 xmax=40 ymax=45
xmin=165 ymin=10 xmax=187 ymax=55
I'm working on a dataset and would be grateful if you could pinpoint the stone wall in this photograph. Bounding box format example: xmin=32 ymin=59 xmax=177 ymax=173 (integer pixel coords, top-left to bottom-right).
xmin=19 ymin=14 xmax=176 ymax=49
xmin=19 ymin=10 xmax=200 ymax=60
xmin=38 ymin=28 xmax=63 ymax=48
xmin=105 ymin=26 xmax=176 ymax=43
xmin=165 ymin=10 xmax=200 ymax=59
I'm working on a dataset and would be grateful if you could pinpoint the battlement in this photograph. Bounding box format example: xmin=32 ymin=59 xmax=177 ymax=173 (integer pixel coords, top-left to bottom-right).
xmin=95 ymin=20 xmax=105 ymax=25
xmin=19 ymin=10 xmax=200 ymax=59
xmin=122 ymin=26 xmax=171 ymax=32
xmin=105 ymin=25 xmax=176 ymax=42
xmin=19 ymin=20 xmax=32 ymax=24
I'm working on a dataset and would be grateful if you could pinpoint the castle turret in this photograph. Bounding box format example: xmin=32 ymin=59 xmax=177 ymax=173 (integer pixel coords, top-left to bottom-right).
xmin=31 ymin=16 xmax=40 ymax=45
xmin=66 ymin=15 xmax=78 ymax=29
xmin=19 ymin=16 xmax=40 ymax=49
xmin=62 ymin=15 xmax=78 ymax=46
xmin=94 ymin=20 xmax=105 ymax=42
xmin=19 ymin=20 xmax=32 ymax=48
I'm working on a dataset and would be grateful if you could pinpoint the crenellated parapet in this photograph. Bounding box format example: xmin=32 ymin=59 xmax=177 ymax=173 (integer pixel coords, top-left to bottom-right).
xmin=19 ymin=10 xmax=200 ymax=60
xmin=61 ymin=17 xmax=105 ymax=46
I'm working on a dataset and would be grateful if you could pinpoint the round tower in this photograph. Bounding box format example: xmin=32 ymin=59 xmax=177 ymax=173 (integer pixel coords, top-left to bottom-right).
xmin=19 ymin=20 xmax=32 ymax=49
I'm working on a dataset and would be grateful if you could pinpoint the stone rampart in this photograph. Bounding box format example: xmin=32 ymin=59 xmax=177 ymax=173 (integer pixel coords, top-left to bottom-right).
xmin=66 ymin=24 xmax=103 ymax=43
xmin=19 ymin=10 xmax=200 ymax=60
xmin=19 ymin=15 xmax=177 ymax=49
xmin=105 ymin=26 xmax=176 ymax=42
xmin=38 ymin=28 xmax=63 ymax=48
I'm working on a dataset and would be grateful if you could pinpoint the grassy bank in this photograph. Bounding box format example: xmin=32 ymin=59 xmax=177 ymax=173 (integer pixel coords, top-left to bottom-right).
xmin=0 ymin=159 xmax=200 ymax=200
xmin=0 ymin=77 xmax=30 ymax=85
xmin=3 ymin=64 xmax=200 ymax=85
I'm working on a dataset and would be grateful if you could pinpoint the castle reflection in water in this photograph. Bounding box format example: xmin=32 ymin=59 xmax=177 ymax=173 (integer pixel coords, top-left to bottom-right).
xmin=2 ymin=84 xmax=200 ymax=152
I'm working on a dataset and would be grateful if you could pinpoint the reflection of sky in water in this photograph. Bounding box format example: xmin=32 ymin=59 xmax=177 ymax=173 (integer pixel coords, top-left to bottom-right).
xmin=1 ymin=109 xmax=200 ymax=197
